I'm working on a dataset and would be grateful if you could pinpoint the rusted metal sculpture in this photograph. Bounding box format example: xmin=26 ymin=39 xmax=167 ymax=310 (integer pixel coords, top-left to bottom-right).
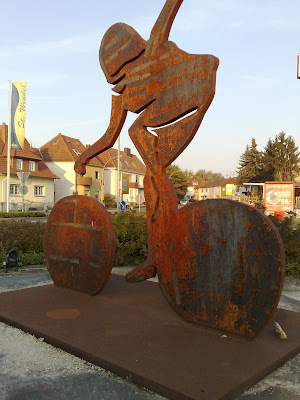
xmin=44 ymin=196 xmax=115 ymax=295
xmin=72 ymin=0 xmax=285 ymax=337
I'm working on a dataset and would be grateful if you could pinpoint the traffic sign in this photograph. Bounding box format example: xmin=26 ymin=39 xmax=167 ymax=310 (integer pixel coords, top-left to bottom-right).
xmin=17 ymin=172 xmax=30 ymax=184
xmin=20 ymin=186 xmax=28 ymax=195
xmin=120 ymin=201 xmax=126 ymax=211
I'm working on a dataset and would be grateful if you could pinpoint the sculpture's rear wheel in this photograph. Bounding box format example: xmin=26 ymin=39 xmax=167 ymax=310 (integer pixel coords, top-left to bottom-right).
xmin=157 ymin=199 xmax=285 ymax=338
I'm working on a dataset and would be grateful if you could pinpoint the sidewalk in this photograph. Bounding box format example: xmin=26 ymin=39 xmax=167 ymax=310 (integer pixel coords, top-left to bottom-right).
xmin=0 ymin=265 xmax=299 ymax=400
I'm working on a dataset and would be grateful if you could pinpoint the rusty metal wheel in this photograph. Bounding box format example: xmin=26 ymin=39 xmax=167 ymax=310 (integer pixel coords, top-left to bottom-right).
xmin=44 ymin=195 xmax=116 ymax=295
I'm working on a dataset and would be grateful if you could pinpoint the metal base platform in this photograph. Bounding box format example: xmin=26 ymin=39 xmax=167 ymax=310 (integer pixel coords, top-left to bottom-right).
xmin=0 ymin=274 xmax=299 ymax=400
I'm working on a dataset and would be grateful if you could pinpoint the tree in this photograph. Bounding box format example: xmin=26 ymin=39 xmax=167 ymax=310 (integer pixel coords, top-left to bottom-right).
xmin=166 ymin=164 xmax=189 ymax=199
xmin=236 ymin=138 xmax=262 ymax=185
xmin=262 ymin=132 xmax=300 ymax=181
xmin=194 ymin=169 xmax=224 ymax=181
xmin=183 ymin=168 xmax=194 ymax=178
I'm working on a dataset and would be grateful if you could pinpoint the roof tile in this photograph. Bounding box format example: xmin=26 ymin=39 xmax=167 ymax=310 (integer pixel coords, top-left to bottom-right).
xmin=0 ymin=137 xmax=58 ymax=179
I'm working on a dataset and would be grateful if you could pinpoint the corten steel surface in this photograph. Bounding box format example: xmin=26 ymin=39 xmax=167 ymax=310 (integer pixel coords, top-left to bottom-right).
xmin=44 ymin=195 xmax=115 ymax=295
xmin=73 ymin=0 xmax=285 ymax=336
xmin=0 ymin=275 xmax=299 ymax=400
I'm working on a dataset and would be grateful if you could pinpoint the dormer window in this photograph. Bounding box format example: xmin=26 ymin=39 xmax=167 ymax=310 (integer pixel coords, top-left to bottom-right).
xmin=16 ymin=159 xmax=22 ymax=170
xmin=73 ymin=149 xmax=81 ymax=156
xmin=29 ymin=160 xmax=35 ymax=171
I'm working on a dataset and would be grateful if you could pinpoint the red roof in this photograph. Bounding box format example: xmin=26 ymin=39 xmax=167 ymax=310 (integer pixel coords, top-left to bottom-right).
xmin=0 ymin=136 xmax=58 ymax=179
xmin=40 ymin=134 xmax=146 ymax=175
xmin=40 ymin=133 xmax=104 ymax=167
xmin=197 ymin=178 xmax=236 ymax=189
xmin=98 ymin=148 xmax=146 ymax=175
xmin=1 ymin=138 xmax=42 ymax=160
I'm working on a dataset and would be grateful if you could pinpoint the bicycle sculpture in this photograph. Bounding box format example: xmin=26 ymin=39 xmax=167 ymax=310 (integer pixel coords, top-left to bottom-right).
xmin=44 ymin=0 xmax=285 ymax=338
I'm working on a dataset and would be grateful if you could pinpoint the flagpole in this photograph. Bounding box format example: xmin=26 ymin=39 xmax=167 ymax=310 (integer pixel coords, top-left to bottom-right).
xmin=6 ymin=81 xmax=12 ymax=212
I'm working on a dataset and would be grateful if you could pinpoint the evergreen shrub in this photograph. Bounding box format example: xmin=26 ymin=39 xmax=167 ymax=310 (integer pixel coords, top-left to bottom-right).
xmin=269 ymin=213 xmax=300 ymax=277
xmin=112 ymin=212 xmax=148 ymax=266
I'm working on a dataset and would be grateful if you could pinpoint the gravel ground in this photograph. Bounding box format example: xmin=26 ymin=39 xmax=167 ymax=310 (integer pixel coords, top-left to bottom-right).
xmin=0 ymin=266 xmax=299 ymax=400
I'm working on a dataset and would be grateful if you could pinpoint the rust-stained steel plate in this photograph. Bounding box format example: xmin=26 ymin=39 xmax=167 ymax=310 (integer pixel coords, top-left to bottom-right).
xmin=71 ymin=0 xmax=285 ymax=338
xmin=153 ymin=199 xmax=285 ymax=338
xmin=44 ymin=195 xmax=115 ymax=295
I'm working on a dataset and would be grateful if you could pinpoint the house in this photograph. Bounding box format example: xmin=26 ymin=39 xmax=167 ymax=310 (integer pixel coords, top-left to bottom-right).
xmin=0 ymin=123 xmax=58 ymax=211
xmin=40 ymin=134 xmax=146 ymax=206
xmin=196 ymin=178 xmax=237 ymax=200
xmin=99 ymin=147 xmax=146 ymax=205
xmin=185 ymin=176 xmax=203 ymax=200
xmin=40 ymin=133 xmax=105 ymax=202
xmin=194 ymin=180 xmax=213 ymax=200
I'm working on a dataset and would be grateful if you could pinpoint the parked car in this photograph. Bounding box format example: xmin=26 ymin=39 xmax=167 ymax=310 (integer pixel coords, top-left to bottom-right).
xmin=180 ymin=199 xmax=188 ymax=205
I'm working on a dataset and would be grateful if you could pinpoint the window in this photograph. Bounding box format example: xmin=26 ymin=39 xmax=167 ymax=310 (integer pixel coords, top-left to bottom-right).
xmin=34 ymin=186 xmax=44 ymax=196
xmin=29 ymin=160 xmax=35 ymax=171
xmin=10 ymin=184 xmax=20 ymax=195
xmin=135 ymin=175 xmax=138 ymax=183
xmin=124 ymin=160 xmax=129 ymax=165
xmin=95 ymin=171 xmax=99 ymax=179
xmin=16 ymin=159 xmax=22 ymax=170
xmin=73 ymin=149 xmax=81 ymax=156
xmin=95 ymin=191 xmax=99 ymax=199
xmin=131 ymin=161 xmax=136 ymax=167
xmin=84 ymin=189 xmax=89 ymax=196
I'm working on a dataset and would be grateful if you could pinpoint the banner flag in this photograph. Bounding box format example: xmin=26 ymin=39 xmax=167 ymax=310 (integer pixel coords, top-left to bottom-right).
xmin=11 ymin=82 xmax=27 ymax=150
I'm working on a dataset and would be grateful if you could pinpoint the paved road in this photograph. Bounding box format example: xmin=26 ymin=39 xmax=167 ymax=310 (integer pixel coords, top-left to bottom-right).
xmin=0 ymin=266 xmax=299 ymax=400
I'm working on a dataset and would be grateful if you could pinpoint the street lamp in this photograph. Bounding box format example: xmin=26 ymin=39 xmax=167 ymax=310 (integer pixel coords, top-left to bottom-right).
xmin=103 ymin=153 xmax=124 ymax=212
xmin=168 ymin=170 xmax=182 ymax=178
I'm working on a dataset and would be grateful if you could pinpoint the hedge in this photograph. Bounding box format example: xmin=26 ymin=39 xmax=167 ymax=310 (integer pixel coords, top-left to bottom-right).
xmin=0 ymin=211 xmax=46 ymax=218
xmin=0 ymin=213 xmax=299 ymax=277
xmin=0 ymin=215 xmax=148 ymax=268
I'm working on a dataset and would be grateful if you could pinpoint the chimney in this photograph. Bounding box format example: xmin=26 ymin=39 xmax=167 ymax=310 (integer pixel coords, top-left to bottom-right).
xmin=0 ymin=123 xmax=8 ymax=142
xmin=124 ymin=147 xmax=131 ymax=157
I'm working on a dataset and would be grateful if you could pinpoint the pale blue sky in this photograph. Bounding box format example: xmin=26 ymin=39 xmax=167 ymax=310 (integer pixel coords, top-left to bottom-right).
xmin=1 ymin=0 xmax=299 ymax=176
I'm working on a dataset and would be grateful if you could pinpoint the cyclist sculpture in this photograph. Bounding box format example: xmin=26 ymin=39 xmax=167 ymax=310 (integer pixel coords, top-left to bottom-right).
xmin=45 ymin=0 xmax=285 ymax=338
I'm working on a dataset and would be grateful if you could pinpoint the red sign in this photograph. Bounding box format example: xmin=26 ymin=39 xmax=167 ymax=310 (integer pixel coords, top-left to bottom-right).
xmin=264 ymin=182 xmax=295 ymax=213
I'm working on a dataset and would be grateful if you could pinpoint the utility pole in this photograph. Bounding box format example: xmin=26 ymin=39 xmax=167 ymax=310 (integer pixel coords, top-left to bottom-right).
xmin=6 ymin=81 xmax=12 ymax=212
xmin=117 ymin=136 xmax=120 ymax=212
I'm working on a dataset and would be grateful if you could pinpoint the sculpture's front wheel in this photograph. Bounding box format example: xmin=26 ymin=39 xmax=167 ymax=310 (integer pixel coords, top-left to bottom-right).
xmin=44 ymin=195 xmax=116 ymax=295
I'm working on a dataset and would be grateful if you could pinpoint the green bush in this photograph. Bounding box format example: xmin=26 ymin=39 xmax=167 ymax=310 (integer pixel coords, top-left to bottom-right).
xmin=103 ymin=194 xmax=116 ymax=208
xmin=0 ymin=220 xmax=45 ymax=266
xmin=18 ymin=251 xmax=45 ymax=266
xmin=269 ymin=213 xmax=300 ymax=277
xmin=0 ymin=212 xmax=298 ymax=277
xmin=0 ymin=220 xmax=45 ymax=253
xmin=112 ymin=212 xmax=148 ymax=266
xmin=0 ymin=211 xmax=46 ymax=218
